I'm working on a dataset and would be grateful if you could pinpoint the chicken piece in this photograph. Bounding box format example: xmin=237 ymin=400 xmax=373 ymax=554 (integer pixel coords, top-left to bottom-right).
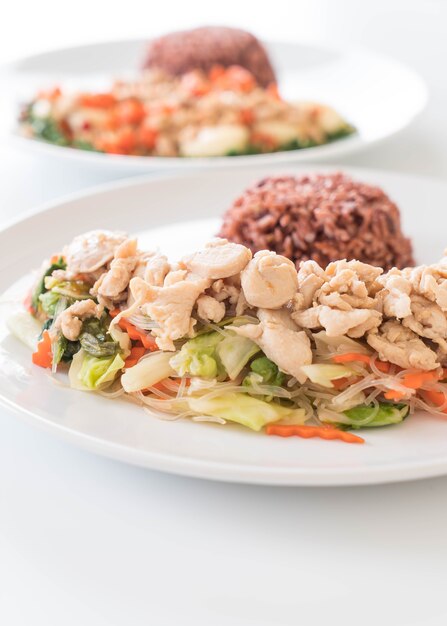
xmin=293 ymin=305 xmax=381 ymax=338
xmin=196 ymin=295 xmax=226 ymax=323
xmin=92 ymin=239 xmax=139 ymax=306
xmin=404 ymin=265 xmax=447 ymax=311
xmin=144 ymin=251 xmax=170 ymax=287
xmin=294 ymin=260 xmax=326 ymax=310
xmin=209 ymin=276 xmax=248 ymax=316
xmin=182 ymin=238 xmax=252 ymax=280
xmin=241 ymin=251 xmax=298 ymax=309
xmin=367 ymin=320 xmax=439 ymax=370
xmin=64 ymin=230 xmax=127 ymax=274
xmin=402 ymin=295 xmax=447 ymax=349
xmin=129 ymin=274 xmax=210 ymax=351
xmin=230 ymin=308 xmax=312 ymax=383
xmin=378 ymin=269 xmax=412 ymax=319
xmin=53 ymin=299 xmax=104 ymax=341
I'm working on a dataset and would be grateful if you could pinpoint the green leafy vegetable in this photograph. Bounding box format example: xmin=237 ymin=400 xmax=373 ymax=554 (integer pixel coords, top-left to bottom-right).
xmin=170 ymin=332 xmax=223 ymax=378
xmin=121 ymin=351 xmax=175 ymax=392
xmin=26 ymin=109 xmax=69 ymax=146
xmin=215 ymin=335 xmax=260 ymax=380
xmin=300 ymin=363 xmax=354 ymax=388
xmin=31 ymin=256 xmax=66 ymax=312
xmin=187 ymin=392 xmax=305 ymax=431
xmin=243 ymin=356 xmax=285 ymax=388
xmin=170 ymin=330 xmax=260 ymax=380
xmin=69 ymin=349 xmax=125 ymax=390
xmin=343 ymin=403 xmax=409 ymax=429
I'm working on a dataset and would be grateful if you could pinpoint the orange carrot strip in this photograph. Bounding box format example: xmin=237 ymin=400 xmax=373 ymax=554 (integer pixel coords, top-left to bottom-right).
xmin=265 ymin=424 xmax=364 ymax=444
xmin=32 ymin=330 xmax=53 ymax=369
xmin=421 ymin=390 xmax=447 ymax=414
xmin=79 ymin=93 xmax=116 ymax=108
xmin=124 ymin=345 xmax=147 ymax=368
xmin=384 ymin=389 xmax=406 ymax=401
xmin=401 ymin=370 xmax=440 ymax=389
xmin=332 ymin=353 xmax=391 ymax=373
xmin=110 ymin=313 xmax=157 ymax=351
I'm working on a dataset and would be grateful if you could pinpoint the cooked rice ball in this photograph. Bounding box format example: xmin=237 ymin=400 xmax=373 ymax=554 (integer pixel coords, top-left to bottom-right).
xmin=218 ymin=173 xmax=414 ymax=270
xmin=143 ymin=26 xmax=276 ymax=88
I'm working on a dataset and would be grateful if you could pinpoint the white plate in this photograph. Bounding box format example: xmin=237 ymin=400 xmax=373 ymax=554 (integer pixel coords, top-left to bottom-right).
xmin=1 ymin=39 xmax=427 ymax=172
xmin=2 ymin=165 xmax=447 ymax=486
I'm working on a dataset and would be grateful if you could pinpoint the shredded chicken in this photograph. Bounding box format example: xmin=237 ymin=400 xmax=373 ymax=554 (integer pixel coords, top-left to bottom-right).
xmin=129 ymin=274 xmax=210 ymax=350
xmin=230 ymin=308 xmax=312 ymax=383
xmin=196 ymin=295 xmax=226 ymax=323
xmin=53 ymin=299 xmax=104 ymax=341
xmin=241 ymin=251 xmax=298 ymax=308
xmin=367 ymin=320 xmax=439 ymax=370
xmin=92 ymin=239 xmax=139 ymax=307
xmin=64 ymin=230 xmax=128 ymax=275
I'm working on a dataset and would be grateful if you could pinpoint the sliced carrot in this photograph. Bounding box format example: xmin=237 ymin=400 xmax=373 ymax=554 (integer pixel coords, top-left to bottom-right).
xmin=79 ymin=93 xmax=116 ymax=108
xmin=111 ymin=315 xmax=157 ymax=351
xmin=209 ymin=64 xmax=226 ymax=82
xmin=402 ymin=370 xmax=440 ymax=389
xmin=420 ymin=389 xmax=447 ymax=414
xmin=32 ymin=330 xmax=53 ymax=369
xmin=216 ymin=66 xmax=256 ymax=92
xmin=266 ymin=424 xmax=364 ymax=444
xmin=331 ymin=376 xmax=361 ymax=390
xmin=332 ymin=353 xmax=391 ymax=373
xmin=137 ymin=125 xmax=158 ymax=150
xmin=124 ymin=345 xmax=147 ymax=368
xmin=384 ymin=389 xmax=406 ymax=401
xmin=114 ymin=99 xmax=145 ymax=125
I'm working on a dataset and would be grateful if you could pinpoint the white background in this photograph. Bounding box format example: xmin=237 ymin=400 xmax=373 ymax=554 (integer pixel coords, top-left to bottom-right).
xmin=1 ymin=1 xmax=447 ymax=625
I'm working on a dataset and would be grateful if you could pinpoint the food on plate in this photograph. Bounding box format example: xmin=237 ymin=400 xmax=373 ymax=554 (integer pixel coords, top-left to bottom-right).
xmin=19 ymin=68 xmax=354 ymax=157
xmin=143 ymin=26 xmax=276 ymax=88
xmin=9 ymin=229 xmax=447 ymax=445
xmin=219 ymin=173 xmax=414 ymax=270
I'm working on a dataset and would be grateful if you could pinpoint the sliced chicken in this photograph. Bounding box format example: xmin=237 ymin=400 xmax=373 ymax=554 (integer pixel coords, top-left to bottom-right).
xmin=54 ymin=299 xmax=104 ymax=341
xmin=64 ymin=230 xmax=127 ymax=274
xmin=230 ymin=308 xmax=312 ymax=383
xmin=129 ymin=274 xmax=210 ymax=351
xmin=241 ymin=251 xmax=298 ymax=308
xmin=183 ymin=238 xmax=252 ymax=280
xmin=293 ymin=305 xmax=382 ymax=338
xmin=367 ymin=320 xmax=439 ymax=370
xmin=402 ymin=295 xmax=447 ymax=349
xmin=378 ymin=270 xmax=412 ymax=319
xmin=92 ymin=239 xmax=139 ymax=306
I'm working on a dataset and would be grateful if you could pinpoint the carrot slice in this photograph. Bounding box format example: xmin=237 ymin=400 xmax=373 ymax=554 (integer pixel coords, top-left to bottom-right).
xmin=124 ymin=345 xmax=147 ymax=368
xmin=420 ymin=389 xmax=447 ymax=414
xmin=265 ymin=424 xmax=364 ymax=444
xmin=109 ymin=311 xmax=158 ymax=351
xmin=32 ymin=330 xmax=53 ymax=368
xmin=79 ymin=93 xmax=116 ymax=108
xmin=332 ymin=353 xmax=391 ymax=373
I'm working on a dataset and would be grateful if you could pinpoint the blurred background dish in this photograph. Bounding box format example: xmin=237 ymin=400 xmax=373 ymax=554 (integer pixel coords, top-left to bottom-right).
xmin=1 ymin=37 xmax=427 ymax=172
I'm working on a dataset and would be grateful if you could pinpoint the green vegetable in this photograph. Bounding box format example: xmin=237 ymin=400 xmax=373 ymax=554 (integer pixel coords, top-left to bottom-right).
xmin=170 ymin=332 xmax=224 ymax=379
xmin=187 ymin=392 xmax=305 ymax=431
xmin=300 ymin=363 xmax=354 ymax=388
xmin=215 ymin=335 xmax=260 ymax=380
xmin=26 ymin=110 xmax=68 ymax=146
xmin=31 ymin=256 xmax=66 ymax=312
xmin=170 ymin=330 xmax=260 ymax=380
xmin=50 ymin=280 xmax=92 ymax=300
xmin=39 ymin=290 xmax=63 ymax=317
xmin=244 ymin=356 xmax=284 ymax=388
xmin=69 ymin=349 xmax=125 ymax=390
xmin=121 ymin=351 xmax=175 ymax=392
xmin=80 ymin=332 xmax=117 ymax=358
xmin=343 ymin=403 xmax=409 ymax=429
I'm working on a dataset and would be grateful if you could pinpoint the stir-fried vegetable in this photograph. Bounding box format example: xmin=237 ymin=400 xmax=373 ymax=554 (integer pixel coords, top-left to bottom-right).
xmin=187 ymin=393 xmax=304 ymax=432
xmin=342 ymin=403 xmax=409 ymax=429
xmin=69 ymin=349 xmax=125 ymax=390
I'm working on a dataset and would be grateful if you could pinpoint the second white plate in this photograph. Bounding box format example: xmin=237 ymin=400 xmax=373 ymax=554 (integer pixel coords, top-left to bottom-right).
xmin=1 ymin=38 xmax=428 ymax=172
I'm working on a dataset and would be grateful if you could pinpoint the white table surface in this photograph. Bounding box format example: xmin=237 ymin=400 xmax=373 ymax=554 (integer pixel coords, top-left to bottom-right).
xmin=2 ymin=2 xmax=447 ymax=625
